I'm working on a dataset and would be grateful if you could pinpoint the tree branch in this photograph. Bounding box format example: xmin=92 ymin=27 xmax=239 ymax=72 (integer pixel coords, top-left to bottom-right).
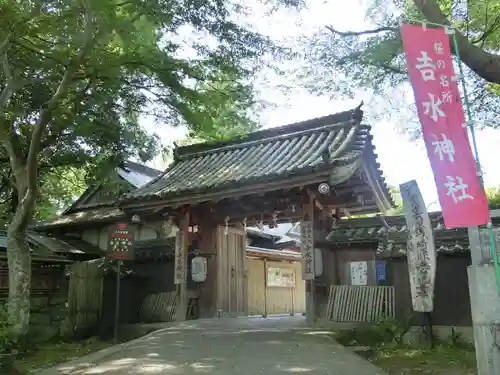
xmin=19 ymin=2 xmax=99 ymax=227
xmin=470 ymin=13 xmax=500 ymax=47
xmin=326 ymin=25 xmax=397 ymax=37
xmin=0 ymin=34 xmax=14 ymax=109
xmin=412 ymin=0 xmax=500 ymax=84
xmin=0 ymin=34 xmax=27 ymax=189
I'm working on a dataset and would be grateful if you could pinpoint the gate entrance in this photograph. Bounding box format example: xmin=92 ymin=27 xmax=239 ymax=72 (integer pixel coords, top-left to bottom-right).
xmin=216 ymin=226 xmax=247 ymax=317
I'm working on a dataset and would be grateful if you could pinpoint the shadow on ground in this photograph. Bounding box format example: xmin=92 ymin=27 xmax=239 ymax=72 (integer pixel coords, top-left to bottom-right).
xmin=40 ymin=317 xmax=387 ymax=375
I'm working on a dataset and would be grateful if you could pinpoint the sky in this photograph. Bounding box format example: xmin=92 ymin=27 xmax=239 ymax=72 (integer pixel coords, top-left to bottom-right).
xmin=140 ymin=0 xmax=500 ymax=213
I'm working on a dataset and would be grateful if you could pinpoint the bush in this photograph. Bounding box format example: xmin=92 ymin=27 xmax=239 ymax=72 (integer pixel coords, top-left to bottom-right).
xmin=333 ymin=316 xmax=410 ymax=349
xmin=0 ymin=305 xmax=14 ymax=354
xmin=372 ymin=316 xmax=406 ymax=344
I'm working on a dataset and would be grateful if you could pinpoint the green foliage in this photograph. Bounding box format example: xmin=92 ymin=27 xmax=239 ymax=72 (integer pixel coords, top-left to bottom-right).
xmin=186 ymin=72 xmax=259 ymax=142
xmin=0 ymin=305 xmax=14 ymax=353
xmin=486 ymin=186 xmax=500 ymax=207
xmin=373 ymin=343 xmax=476 ymax=374
xmin=0 ymin=0 xmax=297 ymax=221
xmin=386 ymin=186 xmax=405 ymax=216
xmin=333 ymin=316 xmax=407 ymax=348
xmin=372 ymin=315 xmax=408 ymax=344
xmin=386 ymin=185 xmax=500 ymax=215
xmin=0 ymin=0 xmax=300 ymax=344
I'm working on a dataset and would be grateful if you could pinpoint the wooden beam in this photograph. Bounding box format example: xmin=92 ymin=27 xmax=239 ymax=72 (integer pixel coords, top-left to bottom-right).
xmin=302 ymin=190 xmax=317 ymax=323
xmin=191 ymin=194 xmax=304 ymax=225
xmin=263 ymin=258 xmax=268 ymax=318
xmin=120 ymin=172 xmax=332 ymax=211
xmin=308 ymin=184 xmax=364 ymax=209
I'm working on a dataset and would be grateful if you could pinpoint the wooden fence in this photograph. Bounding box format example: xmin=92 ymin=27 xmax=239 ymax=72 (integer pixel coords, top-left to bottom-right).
xmin=0 ymin=262 xmax=64 ymax=298
xmin=138 ymin=291 xmax=177 ymax=322
xmin=138 ymin=290 xmax=202 ymax=322
xmin=68 ymin=260 xmax=104 ymax=334
xmin=325 ymin=285 xmax=395 ymax=323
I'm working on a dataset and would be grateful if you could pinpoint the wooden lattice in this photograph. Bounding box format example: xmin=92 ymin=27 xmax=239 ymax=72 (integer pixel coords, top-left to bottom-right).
xmin=325 ymin=285 xmax=395 ymax=323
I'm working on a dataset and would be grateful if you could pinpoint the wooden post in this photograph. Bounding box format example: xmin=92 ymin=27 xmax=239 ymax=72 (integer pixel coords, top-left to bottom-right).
xmin=333 ymin=209 xmax=342 ymax=285
xmin=302 ymin=192 xmax=316 ymax=323
xmin=176 ymin=210 xmax=190 ymax=321
xmin=113 ymin=260 xmax=121 ymax=344
xmin=197 ymin=221 xmax=217 ymax=318
xmin=467 ymin=220 xmax=500 ymax=375
xmin=263 ymin=258 xmax=268 ymax=318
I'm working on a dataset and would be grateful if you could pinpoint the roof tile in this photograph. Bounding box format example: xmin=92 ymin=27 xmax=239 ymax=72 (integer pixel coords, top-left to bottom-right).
xmin=121 ymin=107 xmax=392 ymax=209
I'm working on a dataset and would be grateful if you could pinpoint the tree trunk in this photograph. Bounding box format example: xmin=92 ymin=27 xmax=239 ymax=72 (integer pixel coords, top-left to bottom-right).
xmin=6 ymin=232 xmax=31 ymax=348
xmin=6 ymin=215 xmax=31 ymax=349
xmin=412 ymin=0 xmax=500 ymax=84
xmin=6 ymin=168 xmax=34 ymax=349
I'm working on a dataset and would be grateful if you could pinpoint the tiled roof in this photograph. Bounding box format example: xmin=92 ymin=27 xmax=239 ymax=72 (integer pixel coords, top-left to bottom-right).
xmin=62 ymin=160 xmax=162 ymax=215
xmin=119 ymin=107 xmax=393 ymax=211
xmin=117 ymin=161 xmax=163 ymax=188
xmin=0 ymin=231 xmax=100 ymax=263
xmin=322 ymin=213 xmax=482 ymax=257
xmin=35 ymin=208 xmax=125 ymax=229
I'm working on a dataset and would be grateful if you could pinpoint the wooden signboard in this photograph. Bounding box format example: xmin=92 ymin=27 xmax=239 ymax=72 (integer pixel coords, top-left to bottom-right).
xmin=400 ymin=180 xmax=437 ymax=312
xmin=300 ymin=221 xmax=315 ymax=280
xmin=174 ymin=230 xmax=186 ymax=285
xmin=107 ymin=222 xmax=135 ymax=261
xmin=267 ymin=267 xmax=296 ymax=288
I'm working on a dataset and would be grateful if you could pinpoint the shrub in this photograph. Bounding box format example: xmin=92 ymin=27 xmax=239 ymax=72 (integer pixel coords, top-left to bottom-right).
xmin=0 ymin=305 xmax=14 ymax=353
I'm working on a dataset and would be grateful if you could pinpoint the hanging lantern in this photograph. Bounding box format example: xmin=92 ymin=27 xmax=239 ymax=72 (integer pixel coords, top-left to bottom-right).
xmin=318 ymin=183 xmax=330 ymax=195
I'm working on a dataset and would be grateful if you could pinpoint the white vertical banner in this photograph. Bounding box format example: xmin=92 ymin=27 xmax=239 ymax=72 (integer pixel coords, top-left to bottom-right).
xmin=400 ymin=180 xmax=437 ymax=312
xmin=300 ymin=221 xmax=315 ymax=280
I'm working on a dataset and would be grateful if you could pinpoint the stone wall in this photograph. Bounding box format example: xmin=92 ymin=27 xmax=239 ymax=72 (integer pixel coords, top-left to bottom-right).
xmin=29 ymin=293 xmax=69 ymax=344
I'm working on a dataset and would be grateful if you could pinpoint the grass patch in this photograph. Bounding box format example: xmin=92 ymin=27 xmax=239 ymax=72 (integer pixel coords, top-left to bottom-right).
xmin=372 ymin=343 xmax=476 ymax=375
xmin=330 ymin=318 xmax=477 ymax=375
xmin=14 ymin=338 xmax=114 ymax=373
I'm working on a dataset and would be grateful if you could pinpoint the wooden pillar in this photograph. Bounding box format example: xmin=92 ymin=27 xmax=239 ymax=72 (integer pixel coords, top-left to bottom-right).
xmin=175 ymin=210 xmax=190 ymax=321
xmin=302 ymin=192 xmax=317 ymax=323
xmin=197 ymin=221 xmax=217 ymax=318
xmin=333 ymin=209 xmax=342 ymax=285
xmin=263 ymin=258 xmax=268 ymax=318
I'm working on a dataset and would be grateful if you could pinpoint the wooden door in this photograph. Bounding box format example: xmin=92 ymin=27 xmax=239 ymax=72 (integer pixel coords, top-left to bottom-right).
xmin=217 ymin=226 xmax=247 ymax=317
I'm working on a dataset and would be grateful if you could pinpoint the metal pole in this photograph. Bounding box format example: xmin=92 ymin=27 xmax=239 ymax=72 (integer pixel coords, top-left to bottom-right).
xmin=113 ymin=260 xmax=121 ymax=344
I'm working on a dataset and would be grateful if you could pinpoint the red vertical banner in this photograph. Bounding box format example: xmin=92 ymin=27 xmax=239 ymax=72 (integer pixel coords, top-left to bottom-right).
xmin=401 ymin=24 xmax=489 ymax=228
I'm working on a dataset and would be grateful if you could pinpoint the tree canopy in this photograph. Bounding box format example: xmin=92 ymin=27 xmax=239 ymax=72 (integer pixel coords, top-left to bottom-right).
xmin=0 ymin=0 xmax=299 ymax=344
xmin=300 ymin=0 xmax=500 ymax=133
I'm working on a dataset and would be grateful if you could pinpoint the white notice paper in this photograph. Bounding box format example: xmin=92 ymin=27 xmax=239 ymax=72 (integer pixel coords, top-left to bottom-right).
xmin=350 ymin=261 xmax=368 ymax=286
